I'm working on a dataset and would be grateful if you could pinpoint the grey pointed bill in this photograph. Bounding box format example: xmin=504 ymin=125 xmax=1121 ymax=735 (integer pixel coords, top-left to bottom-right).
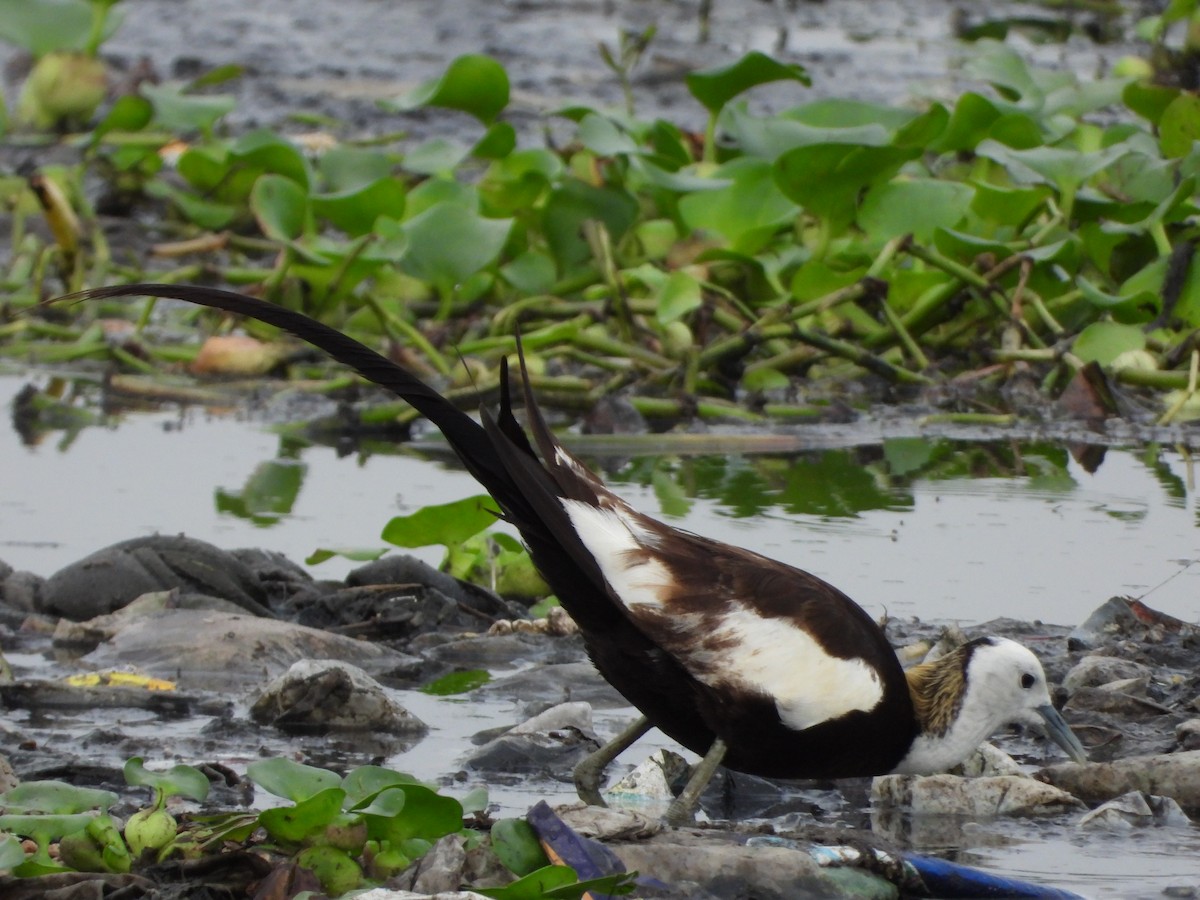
xmin=1037 ymin=704 xmax=1089 ymax=764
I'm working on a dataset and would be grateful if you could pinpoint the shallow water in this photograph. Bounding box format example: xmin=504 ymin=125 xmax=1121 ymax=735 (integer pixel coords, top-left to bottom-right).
xmin=4 ymin=370 xmax=1200 ymax=896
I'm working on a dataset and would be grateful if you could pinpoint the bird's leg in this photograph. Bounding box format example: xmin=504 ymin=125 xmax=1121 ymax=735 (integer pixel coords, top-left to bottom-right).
xmin=663 ymin=737 xmax=727 ymax=827
xmin=573 ymin=714 xmax=652 ymax=807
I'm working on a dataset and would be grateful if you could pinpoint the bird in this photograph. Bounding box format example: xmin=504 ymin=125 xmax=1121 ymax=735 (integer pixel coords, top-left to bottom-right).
xmin=62 ymin=283 xmax=1089 ymax=824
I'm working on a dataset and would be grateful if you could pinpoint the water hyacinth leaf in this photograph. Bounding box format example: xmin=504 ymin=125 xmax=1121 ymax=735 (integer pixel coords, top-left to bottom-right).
xmin=247 ymin=758 xmax=341 ymax=803
xmin=723 ymin=105 xmax=891 ymax=159
xmin=232 ymin=130 xmax=311 ymax=189
xmin=140 ymin=82 xmax=235 ymax=134
xmin=92 ymin=95 xmax=154 ymax=141
xmin=344 ymin=768 xmax=422 ymax=809
xmin=421 ymin=669 xmax=491 ymax=696
xmin=678 ymin=157 xmax=797 ymax=253
xmin=148 ymin=181 xmax=238 ymax=230
xmin=472 ymin=121 xmax=517 ymax=159
xmin=786 ymin=98 xmax=917 ymax=131
xmin=500 ymin=250 xmax=557 ymax=294
xmin=381 ymin=494 xmax=498 ymax=548
xmin=258 ymin=788 xmax=346 ymax=844
xmin=475 ymin=864 xmax=583 ymax=900
xmin=399 ymin=203 xmax=512 ymax=292
xmin=404 ymin=137 xmax=471 ymax=175
xmin=305 ymin=546 xmax=390 ymax=566
xmin=0 ymin=834 xmax=25 ymax=870
xmin=250 ymin=174 xmax=309 ymax=242
xmin=686 ymin=51 xmax=810 ymax=114
xmin=1077 ymin=274 xmax=1159 ymax=316
xmin=969 ymin=181 xmax=1051 ymax=226
xmin=975 ymin=139 xmax=1130 ymax=190
xmin=859 ymin=179 xmax=974 ymax=242
xmin=964 ymin=41 xmax=1044 ymax=106
xmin=542 ymin=180 xmax=639 ymax=272
xmin=313 ymin=178 xmax=406 ymax=236
xmin=459 ymin=786 xmax=489 ymax=815
xmin=123 ymin=759 xmax=210 ymax=802
xmin=1158 ymin=93 xmax=1200 ymax=158
xmin=931 ymin=92 xmax=1001 ymax=152
xmin=0 ymin=0 xmax=98 ymax=55
xmin=0 ymin=813 xmax=97 ymax=841
xmin=363 ymin=784 xmax=463 ymax=843
xmin=742 ymin=366 xmax=790 ymax=393
xmin=774 ymin=142 xmax=919 ymax=228
xmin=1123 ymin=80 xmax=1180 ymax=126
xmin=1072 ymin=322 xmax=1146 ymax=366
xmin=317 ymin=146 xmax=394 ymax=192
xmin=656 ymin=270 xmax=703 ymax=324
xmin=3 ymin=780 xmax=117 ymax=815
xmin=393 ymin=53 xmax=510 ymax=123
xmin=216 ymin=458 xmax=306 ymax=523
xmin=884 ymin=437 xmax=937 ymax=477
xmin=490 ymin=818 xmax=549 ymax=877
xmin=578 ymin=113 xmax=639 ymax=156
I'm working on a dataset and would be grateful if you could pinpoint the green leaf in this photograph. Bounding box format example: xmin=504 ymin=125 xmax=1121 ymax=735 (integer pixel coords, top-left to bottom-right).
xmin=931 ymin=92 xmax=1001 ymax=152
xmin=250 ymin=175 xmax=309 ymax=242
xmin=1159 ymin=93 xmax=1200 ymax=158
xmin=677 ymin=157 xmax=798 ymax=254
xmin=578 ymin=114 xmax=639 ymax=156
xmin=774 ymin=143 xmax=918 ymax=229
xmin=399 ymin=204 xmax=512 ymax=294
xmin=975 ymin=140 xmax=1130 ymax=191
xmin=0 ymin=0 xmax=97 ymax=54
xmin=1072 ymin=322 xmax=1147 ymax=366
xmin=474 ymin=864 xmax=581 ymax=900
xmin=490 ymin=819 xmax=549 ymax=877
xmin=859 ymin=179 xmax=974 ymax=242
xmin=655 ymin=270 xmax=704 ymax=324
xmin=542 ymin=180 xmax=639 ymax=273
xmin=473 ymin=121 xmax=517 ymax=159
xmin=343 ymin=767 xmax=422 ymax=808
xmin=259 ymin=788 xmax=347 ymax=844
xmin=3 ymin=781 xmax=117 ymax=815
xmin=92 ymin=95 xmax=154 ymax=141
xmin=123 ymin=759 xmax=210 ymax=803
xmin=0 ymin=813 xmax=96 ymax=842
xmin=883 ymin=438 xmax=936 ymax=476
xmin=686 ymin=51 xmax=810 ymax=114
xmin=305 ymin=547 xmax=390 ymax=566
xmin=0 ymin=834 xmax=26 ymax=869
xmin=317 ymin=146 xmax=395 ymax=192
xmin=393 ymin=54 xmax=510 ymax=123
xmin=969 ymin=181 xmax=1051 ymax=227
xmin=421 ymin=669 xmax=492 ymax=696
xmin=1077 ymin=274 xmax=1159 ymax=316
xmin=140 ymin=82 xmax=235 ymax=134
xmin=381 ymin=494 xmax=498 ymax=548
xmin=1123 ymin=81 xmax=1181 ymax=126
xmin=500 ymin=250 xmax=557 ymax=294
xmin=313 ymin=178 xmax=407 ymax=237
xmin=247 ymin=758 xmax=341 ymax=803
xmin=362 ymin=784 xmax=463 ymax=844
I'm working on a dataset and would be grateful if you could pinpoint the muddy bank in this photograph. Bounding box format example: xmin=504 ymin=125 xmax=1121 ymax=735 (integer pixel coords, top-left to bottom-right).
xmin=1 ymin=532 xmax=1200 ymax=897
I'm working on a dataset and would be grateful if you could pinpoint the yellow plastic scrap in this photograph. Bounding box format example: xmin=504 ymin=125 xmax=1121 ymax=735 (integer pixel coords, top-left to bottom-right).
xmin=65 ymin=671 xmax=177 ymax=691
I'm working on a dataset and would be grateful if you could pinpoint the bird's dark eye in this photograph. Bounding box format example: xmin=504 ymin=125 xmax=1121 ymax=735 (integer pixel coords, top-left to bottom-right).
xmin=1020 ymin=673 xmax=1036 ymax=689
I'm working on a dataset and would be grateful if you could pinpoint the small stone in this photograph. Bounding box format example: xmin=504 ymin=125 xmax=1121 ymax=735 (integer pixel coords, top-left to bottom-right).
xmin=250 ymin=659 xmax=427 ymax=734
xmin=1063 ymin=655 xmax=1152 ymax=694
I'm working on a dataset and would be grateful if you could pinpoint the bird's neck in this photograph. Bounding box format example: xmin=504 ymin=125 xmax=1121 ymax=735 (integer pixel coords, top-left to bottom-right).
xmin=893 ymin=647 xmax=993 ymax=774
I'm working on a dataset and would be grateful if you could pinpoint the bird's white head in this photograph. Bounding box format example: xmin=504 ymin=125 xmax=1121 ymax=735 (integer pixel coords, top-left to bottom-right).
xmin=895 ymin=636 xmax=1088 ymax=775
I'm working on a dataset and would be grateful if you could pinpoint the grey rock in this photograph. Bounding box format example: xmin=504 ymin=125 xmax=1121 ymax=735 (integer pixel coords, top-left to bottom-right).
xmin=82 ymin=608 xmax=421 ymax=691
xmin=1077 ymin=790 xmax=1192 ymax=829
xmin=250 ymin=659 xmax=427 ymax=734
xmin=41 ymin=535 xmax=273 ymax=620
xmin=1063 ymin=655 xmax=1153 ymax=694
xmin=872 ymin=773 xmax=1084 ymax=817
xmin=0 ymin=567 xmax=43 ymax=614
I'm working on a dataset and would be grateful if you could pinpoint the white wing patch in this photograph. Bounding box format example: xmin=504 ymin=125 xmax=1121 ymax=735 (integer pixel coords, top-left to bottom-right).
xmin=562 ymin=500 xmax=671 ymax=610
xmin=561 ymin=500 xmax=884 ymax=731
